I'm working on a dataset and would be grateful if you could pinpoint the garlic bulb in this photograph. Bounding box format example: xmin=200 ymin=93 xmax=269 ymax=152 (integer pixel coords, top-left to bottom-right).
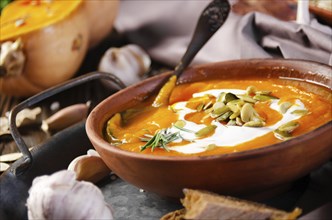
xmin=98 ymin=44 xmax=151 ymax=86
xmin=26 ymin=170 xmax=113 ymax=220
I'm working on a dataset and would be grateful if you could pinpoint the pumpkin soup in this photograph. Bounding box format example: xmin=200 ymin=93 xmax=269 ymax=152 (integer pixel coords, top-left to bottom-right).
xmin=105 ymin=78 xmax=331 ymax=156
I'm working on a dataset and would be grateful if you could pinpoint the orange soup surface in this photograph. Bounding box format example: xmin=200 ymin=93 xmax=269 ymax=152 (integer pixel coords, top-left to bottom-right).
xmin=105 ymin=79 xmax=332 ymax=156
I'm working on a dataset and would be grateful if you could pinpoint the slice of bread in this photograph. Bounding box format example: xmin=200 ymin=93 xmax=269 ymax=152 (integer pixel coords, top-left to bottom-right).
xmin=161 ymin=189 xmax=302 ymax=220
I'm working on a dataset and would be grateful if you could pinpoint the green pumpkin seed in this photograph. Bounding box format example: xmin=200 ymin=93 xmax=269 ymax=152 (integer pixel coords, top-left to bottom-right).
xmin=174 ymin=120 xmax=186 ymax=128
xmin=243 ymin=121 xmax=265 ymax=127
xmin=253 ymin=94 xmax=278 ymax=101
xmin=222 ymin=93 xmax=238 ymax=103
xmin=236 ymin=117 xmax=243 ymax=126
xmin=174 ymin=120 xmax=195 ymax=133
xmin=246 ymin=86 xmax=257 ymax=95
xmin=279 ymin=102 xmax=292 ymax=114
xmin=229 ymin=110 xmax=240 ymax=120
xmin=237 ymin=95 xmax=257 ymax=104
xmin=217 ymin=111 xmax=232 ymax=121
xmin=226 ymin=102 xmax=242 ymax=113
xmin=217 ymin=92 xmax=226 ymax=102
xmin=255 ymin=90 xmax=272 ymax=95
xmin=195 ymin=125 xmax=217 ymax=137
xmin=277 ymin=121 xmax=299 ymax=133
xmin=206 ymin=144 xmax=217 ymax=151
xmin=227 ymin=119 xmax=237 ymax=126
xmin=203 ymin=101 xmax=213 ymax=110
xmin=213 ymin=101 xmax=225 ymax=112
xmin=204 ymin=107 xmax=214 ymax=114
xmin=240 ymin=103 xmax=255 ymax=122
xmin=213 ymin=105 xmax=230 ymax=117
xmin=273 ymin=129 xmax=292 ymax=140
xmin=196 ymin=103 xmax=205 ymax=112
xmin=291 ymin=109 xmax=309 ymax=116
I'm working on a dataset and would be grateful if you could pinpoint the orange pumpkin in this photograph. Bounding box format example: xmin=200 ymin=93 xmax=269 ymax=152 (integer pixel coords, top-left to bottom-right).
xmin=0 ymin=0 xmax=118 ymax=97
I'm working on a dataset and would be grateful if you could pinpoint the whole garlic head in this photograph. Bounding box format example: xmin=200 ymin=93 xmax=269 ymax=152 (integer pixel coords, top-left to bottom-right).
xmin=98 ymin=44 xmax=151 ymax=86
xmin=26 ymin=170 xmax=113 ymax=220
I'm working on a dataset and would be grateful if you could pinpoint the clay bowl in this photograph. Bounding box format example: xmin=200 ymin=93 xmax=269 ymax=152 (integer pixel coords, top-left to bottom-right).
xmin=86 ymin=59 xmax=332 ymax=198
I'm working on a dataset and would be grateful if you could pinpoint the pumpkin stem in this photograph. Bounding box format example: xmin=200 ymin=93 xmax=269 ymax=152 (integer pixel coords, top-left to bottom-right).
xmin=0 ymin=38 xmax=25 ymax=77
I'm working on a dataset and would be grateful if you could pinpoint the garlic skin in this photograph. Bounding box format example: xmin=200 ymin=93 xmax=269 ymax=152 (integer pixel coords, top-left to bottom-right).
xmin=98 ymin=44 xmax=151 ymax=86
xmin=26 ymin=170 xmax=113 ymax=220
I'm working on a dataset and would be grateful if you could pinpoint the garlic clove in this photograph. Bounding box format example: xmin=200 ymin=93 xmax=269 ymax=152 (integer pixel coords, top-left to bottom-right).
xmin=98 ymin=44 xmax=151 ymax=86
xmin=27 ymin=170 xmax=113 ymax=220
xmin=68 ymin=149 xmax=111 ymax=183
xmin=41 ymin=102 xmax=90 ymax=132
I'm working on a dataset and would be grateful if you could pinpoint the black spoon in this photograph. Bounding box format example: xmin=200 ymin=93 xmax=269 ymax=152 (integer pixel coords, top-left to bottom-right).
xmin=173 ymin=0 xmax=230 ymax=77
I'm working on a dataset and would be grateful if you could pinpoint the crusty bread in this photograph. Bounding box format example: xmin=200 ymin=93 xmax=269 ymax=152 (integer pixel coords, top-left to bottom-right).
xmin=161 ymin=189 xmax=301 ymax=220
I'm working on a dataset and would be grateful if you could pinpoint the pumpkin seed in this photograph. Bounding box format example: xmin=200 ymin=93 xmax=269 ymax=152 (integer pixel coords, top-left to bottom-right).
xmin=196 ymin=103 xmax=205 ymax=112
xmin=243 ymin=121 xmax=265 ymax=127
xmin=277 ymin=121 xmax=299 ymax=133
xmin=246 ymin=86 xmax=257 ymax=95
xmin=273 ymin=129 xmax=292 ymax=140
xmin=213 ymin=105 xmax=230 ymax=117
xmin=217 ymin=92 xmax=226 ymax=102
xmin=203 ymin=101 xmax=213 ymax=110
xmin=291 ymin=109 xmax=309 ymax=116
xmin=227 ymin=119 xmax=237 ymax=126
xmin=237 ymin=95 xmax=257 ymax=104
xmin=222 ymin=93 xmax=238 ymax=103
xmin=174 ymin=120 xmax=195 ymax=133
xmin=174 ymin=120 xmax=186 ymax=128
xmin=241 ymin=103 xmax=255 ymax=122
xmin=255 ymin=90 xmax=272 ymax=95
xmin=206 ymin=144 xmax=217 ymax=151
xmin=213 ymin=101 xmax=225 ymax=112
xmin=226 ymin=102 xmax=241 ymax=113
xmin=169 ymin=105 xmax=177 ymax=113
xmin=204 ymin=107 xmax=214 ymax=114
xmin=253 ymin=94 xmax=278 ymax=101
xmin=217 ymin=111 xmax=232 ymax=121
xmin=195 ymin=125 xmax=217 ymax=137
xmin=236 ymin=117 xmax=243 ymax=126
xmin=279 ymin=102 xmax=292 ymax=114
xmin=229 ymin=110 xmax=240 ymax=120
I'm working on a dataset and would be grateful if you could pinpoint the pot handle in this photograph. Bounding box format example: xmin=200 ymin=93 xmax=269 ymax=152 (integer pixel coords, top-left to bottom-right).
xmin=8 ymin=72 xmax=125 ymax=176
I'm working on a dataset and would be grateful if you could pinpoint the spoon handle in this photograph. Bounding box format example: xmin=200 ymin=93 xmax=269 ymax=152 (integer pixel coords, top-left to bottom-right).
xmin=174 ymin=0 xmax=231 ymax=77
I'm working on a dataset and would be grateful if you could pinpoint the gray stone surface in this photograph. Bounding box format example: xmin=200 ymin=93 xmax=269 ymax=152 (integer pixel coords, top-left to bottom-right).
xmin=100 ymin=174 xmax=182 ymax=220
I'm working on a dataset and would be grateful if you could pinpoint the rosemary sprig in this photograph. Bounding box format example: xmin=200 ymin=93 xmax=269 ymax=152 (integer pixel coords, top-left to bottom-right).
xmin=140 ymin=129 xmax=181 ymax=152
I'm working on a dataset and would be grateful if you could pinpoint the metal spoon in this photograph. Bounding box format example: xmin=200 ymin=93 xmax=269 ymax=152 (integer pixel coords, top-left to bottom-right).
xmin=173 ymin=0 xmax=231 ymax=77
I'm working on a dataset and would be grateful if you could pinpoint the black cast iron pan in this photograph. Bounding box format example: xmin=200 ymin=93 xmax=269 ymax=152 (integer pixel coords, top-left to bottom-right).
xmin=0 ymin=72 xmax=125 ymax=220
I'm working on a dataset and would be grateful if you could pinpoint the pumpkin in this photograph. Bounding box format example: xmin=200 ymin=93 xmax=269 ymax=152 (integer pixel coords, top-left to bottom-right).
xmin=0 ymin=0 xmax=118 ymax=97
xmin=84 ymin=0 xmax=119 ymax=49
